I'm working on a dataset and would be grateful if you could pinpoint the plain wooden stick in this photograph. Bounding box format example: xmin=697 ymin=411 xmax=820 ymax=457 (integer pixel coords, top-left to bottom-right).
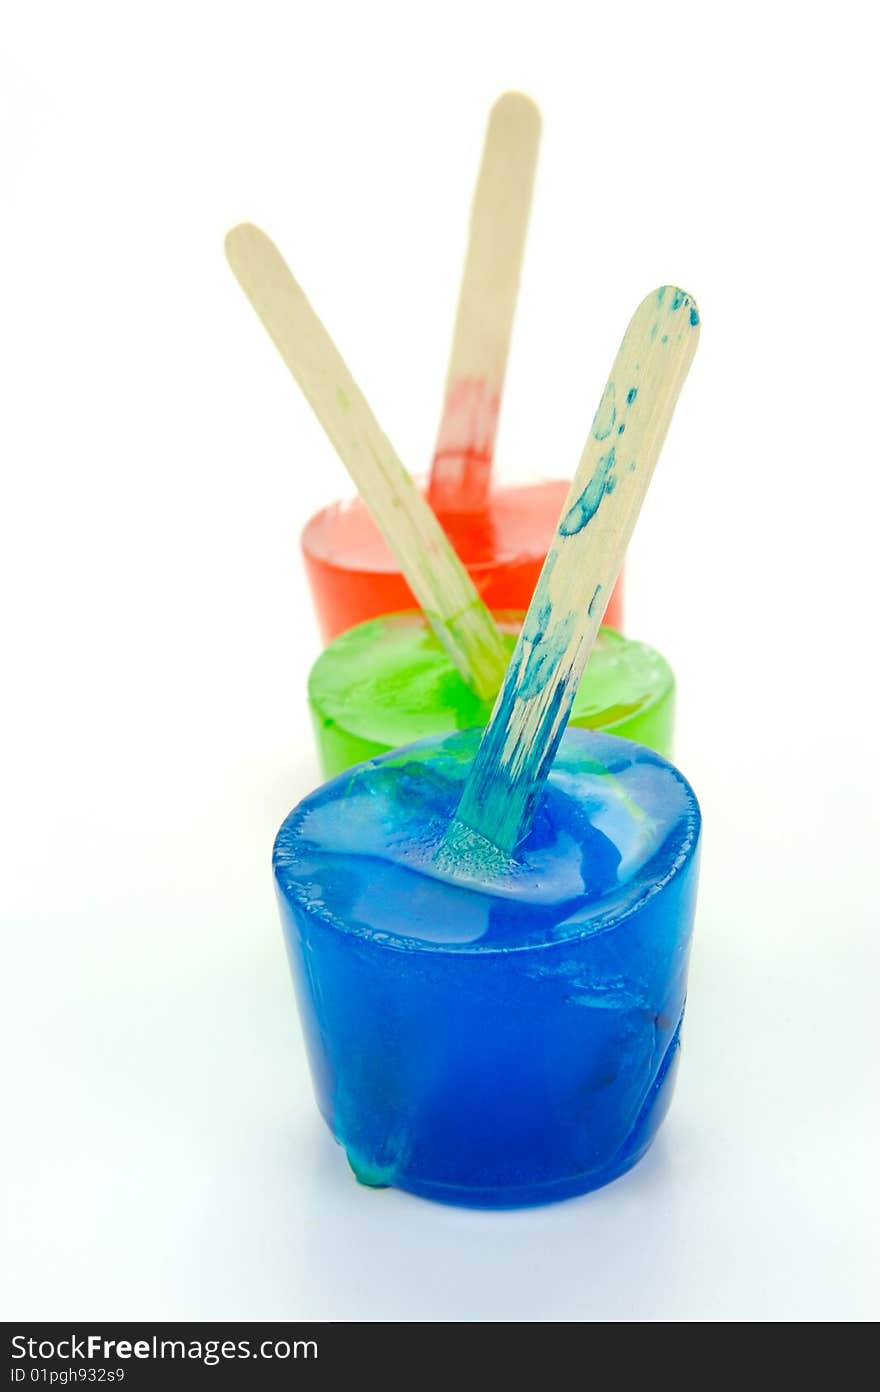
xmin=448 ymin=286 xmax=701 ymax=856
xmin=428 ymin=92 xmax=541 ymax=514
xmin=225 ymin=223 xmax=509 ymax=700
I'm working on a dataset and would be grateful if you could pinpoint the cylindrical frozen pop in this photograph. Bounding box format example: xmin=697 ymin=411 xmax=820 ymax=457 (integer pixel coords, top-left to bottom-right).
xmin=274 ymin=727 xmax=701 ymax=1207
xmin=301 ymin=482 xmax=624 ymax=643
xmin=308 ymin=612 xmax=670 ymax=777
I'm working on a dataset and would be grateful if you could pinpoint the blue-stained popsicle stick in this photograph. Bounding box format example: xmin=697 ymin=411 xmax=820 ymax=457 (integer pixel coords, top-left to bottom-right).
xmin=446 ymin=286 xmax=701 ymax=858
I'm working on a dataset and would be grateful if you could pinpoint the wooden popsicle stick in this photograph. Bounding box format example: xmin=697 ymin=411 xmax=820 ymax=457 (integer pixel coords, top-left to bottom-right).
xmin=225 ymin=223 xmax=509 ymax=700
xmin=447 ymin=286 xmax=701 ymax=858
xmin=427 ymin=92 xmax=541 ymax=515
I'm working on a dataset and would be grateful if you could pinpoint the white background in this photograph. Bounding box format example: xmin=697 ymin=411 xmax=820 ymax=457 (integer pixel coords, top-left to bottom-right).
xmin=2 ymin=0 xmax=878 ymax=1322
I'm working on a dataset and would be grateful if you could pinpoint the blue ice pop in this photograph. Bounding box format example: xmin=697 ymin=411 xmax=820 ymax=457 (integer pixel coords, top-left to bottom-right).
xmin=274 ymin=726 xmax=701 ymax=1208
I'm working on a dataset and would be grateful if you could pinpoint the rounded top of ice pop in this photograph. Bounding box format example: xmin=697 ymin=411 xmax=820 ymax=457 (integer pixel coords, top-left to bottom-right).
xmin=273 ymin=726 xmax=700 ymax=955
xmin=308 ymin=611 xmax=673 ymax=754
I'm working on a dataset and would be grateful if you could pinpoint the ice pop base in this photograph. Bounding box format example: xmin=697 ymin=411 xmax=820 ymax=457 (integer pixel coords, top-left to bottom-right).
xmin=309 ymin=612 xmax=673 ymax=777
xmin=274 ymin=727 xmax=701 ymax=1208
xmin=301 ymin=480 xmax=624 ymax=642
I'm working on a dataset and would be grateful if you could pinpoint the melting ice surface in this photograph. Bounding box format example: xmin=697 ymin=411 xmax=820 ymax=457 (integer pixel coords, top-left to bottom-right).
xmin=275 ymin=729 xmax=698 ymax=950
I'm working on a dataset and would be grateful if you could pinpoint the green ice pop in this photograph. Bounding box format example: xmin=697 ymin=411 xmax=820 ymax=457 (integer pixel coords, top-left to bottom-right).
xmin=308 ymin=612 xmax=674 ymax=778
